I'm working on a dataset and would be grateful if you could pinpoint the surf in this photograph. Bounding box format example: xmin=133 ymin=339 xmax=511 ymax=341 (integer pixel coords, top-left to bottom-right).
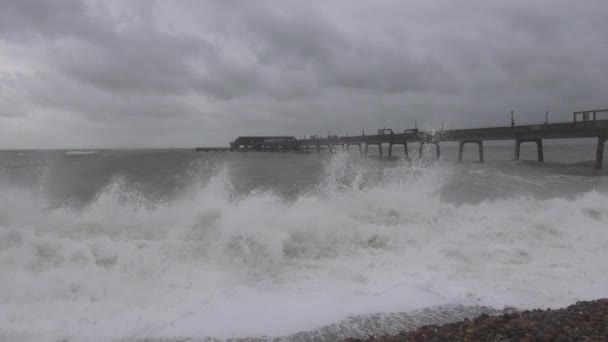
xmin=1 ymin=154 xmax=608 ymax=341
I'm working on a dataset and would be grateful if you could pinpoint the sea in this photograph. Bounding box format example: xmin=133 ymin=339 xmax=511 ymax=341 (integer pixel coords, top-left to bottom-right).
xmin=1 ymin=141 xmax=607 ymax=341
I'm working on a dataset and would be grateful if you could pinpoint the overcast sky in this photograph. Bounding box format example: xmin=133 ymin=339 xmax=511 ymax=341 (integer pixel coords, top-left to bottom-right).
xmin=0 ymin=0 xmax=607 ymax=148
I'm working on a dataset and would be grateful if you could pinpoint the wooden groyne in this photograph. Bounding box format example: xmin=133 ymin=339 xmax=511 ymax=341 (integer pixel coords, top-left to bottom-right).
xmin=207 ymin=109 xmax=608 ymax=169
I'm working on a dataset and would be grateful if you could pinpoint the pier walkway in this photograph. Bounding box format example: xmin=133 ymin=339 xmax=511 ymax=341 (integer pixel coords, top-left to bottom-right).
xmin=204 ymin=109 xmax=608 ymax=169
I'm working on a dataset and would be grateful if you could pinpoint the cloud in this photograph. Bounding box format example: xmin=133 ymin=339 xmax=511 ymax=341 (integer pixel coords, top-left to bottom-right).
xmin=0 ymin=0 xmax=607 ymax=148
xmin=0 ymin=0 xmax=91 ymax=40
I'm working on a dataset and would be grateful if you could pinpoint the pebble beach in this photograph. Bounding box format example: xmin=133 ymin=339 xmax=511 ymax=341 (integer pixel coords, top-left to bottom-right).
xmin=347 ymin=299 xmax=608 ymax=341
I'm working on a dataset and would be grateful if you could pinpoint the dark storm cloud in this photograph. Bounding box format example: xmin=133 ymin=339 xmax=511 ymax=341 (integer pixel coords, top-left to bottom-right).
xmin=51 ymin=34 xmax=213 ymax=96
xmin=206 ymin=1 xmax=455 ymax=95
xmin=1 ymin=1 xmax=219 ymax=97
xmin=0 ymin=0 xmax=91 ymax=40
xmin=0 ymin=0 xmax=607 ymax=148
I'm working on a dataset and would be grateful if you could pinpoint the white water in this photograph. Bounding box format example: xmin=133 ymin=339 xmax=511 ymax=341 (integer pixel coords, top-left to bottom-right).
xmin=1 ymin=155 xmax=608 ymax=341
xmin=65 ymin=151 xmax=99 ymax=155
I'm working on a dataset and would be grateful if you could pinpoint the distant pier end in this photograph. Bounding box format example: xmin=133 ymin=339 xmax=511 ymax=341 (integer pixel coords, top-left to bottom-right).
xmin=229 ymin=136 xmax=300 ymax=152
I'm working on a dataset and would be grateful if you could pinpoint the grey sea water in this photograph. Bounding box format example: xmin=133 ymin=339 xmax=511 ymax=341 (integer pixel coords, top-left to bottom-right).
xmin=1 ymin=142 xmax=607 ymax=341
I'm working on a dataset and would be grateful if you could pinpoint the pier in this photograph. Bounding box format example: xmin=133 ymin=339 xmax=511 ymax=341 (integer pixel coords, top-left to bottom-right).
xmin=202 ymin=109 xmax=608 ymax=169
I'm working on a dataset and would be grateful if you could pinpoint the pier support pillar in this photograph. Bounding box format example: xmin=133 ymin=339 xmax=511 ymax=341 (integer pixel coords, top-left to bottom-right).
xmin=537 ymin=139 xmax=544 ymax=162
xmin=458 ymin=141 xmax=464 ymax=162
xmin=364 ymin=144 xmax=369 ymax=156
xmin=378 ymin=144 xmax=383 ymax=157
xmin=435 ymin=143 xmax=440 ymax=159
xmin=596 ymin=136 xmax=606 ymax=169
xmin=419 ymin=142 xmax=439 ymax=159
xmin=515 ymin=139 xmax=544 ymax=162
xmin=404 ymin=142 xmax=409 ymax=159
xmin=358 ymin=144 xmax=363 ymax=155
xmin=458 ymin=140 xmax=484 ymax=163
xmin=316 ymin=144 xmax=321 ymax=153
xmin=388 ymin=143 xmax=393 ymax=157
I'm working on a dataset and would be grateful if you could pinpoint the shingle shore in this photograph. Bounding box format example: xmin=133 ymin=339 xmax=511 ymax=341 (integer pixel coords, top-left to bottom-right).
xmin=346 ymin=299 xmax=608 ymax=341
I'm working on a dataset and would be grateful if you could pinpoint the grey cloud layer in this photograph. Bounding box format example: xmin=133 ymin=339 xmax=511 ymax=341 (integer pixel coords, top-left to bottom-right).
xmin=0 ymin=0 xmax=607 ymax=148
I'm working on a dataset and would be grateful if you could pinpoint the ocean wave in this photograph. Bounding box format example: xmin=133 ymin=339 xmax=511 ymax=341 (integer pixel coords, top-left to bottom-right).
xmin=1 ymin=156 xmax=607 ymax=341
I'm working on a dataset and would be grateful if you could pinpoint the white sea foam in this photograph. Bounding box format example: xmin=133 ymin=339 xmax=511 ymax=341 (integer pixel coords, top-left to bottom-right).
xmin=1 ymin=155 xmax=608 ymax=341
xmin=65 ymin=150 xmax=99 ymax=155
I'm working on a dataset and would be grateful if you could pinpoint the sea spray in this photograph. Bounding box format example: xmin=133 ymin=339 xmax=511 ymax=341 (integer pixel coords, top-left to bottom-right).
xmin=0 ymin=153 xmax=607 ymax=341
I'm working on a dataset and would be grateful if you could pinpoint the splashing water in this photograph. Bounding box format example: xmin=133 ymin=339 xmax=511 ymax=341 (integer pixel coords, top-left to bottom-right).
xmin=1 ymin=152 xmax=608 ymax=341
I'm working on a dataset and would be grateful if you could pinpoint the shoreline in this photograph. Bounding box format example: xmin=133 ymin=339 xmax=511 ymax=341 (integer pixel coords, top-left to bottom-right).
xmin=346 ymin=299 xmax=608 ymax=341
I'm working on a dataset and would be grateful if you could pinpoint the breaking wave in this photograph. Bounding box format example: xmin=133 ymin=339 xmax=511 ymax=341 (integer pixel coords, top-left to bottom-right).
xmin=1 ymin=154 xmax=608 ymax=341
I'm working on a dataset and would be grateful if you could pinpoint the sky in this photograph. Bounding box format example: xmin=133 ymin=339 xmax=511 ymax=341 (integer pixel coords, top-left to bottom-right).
xmin=0 ymin=0 xmax=607 ymax=148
